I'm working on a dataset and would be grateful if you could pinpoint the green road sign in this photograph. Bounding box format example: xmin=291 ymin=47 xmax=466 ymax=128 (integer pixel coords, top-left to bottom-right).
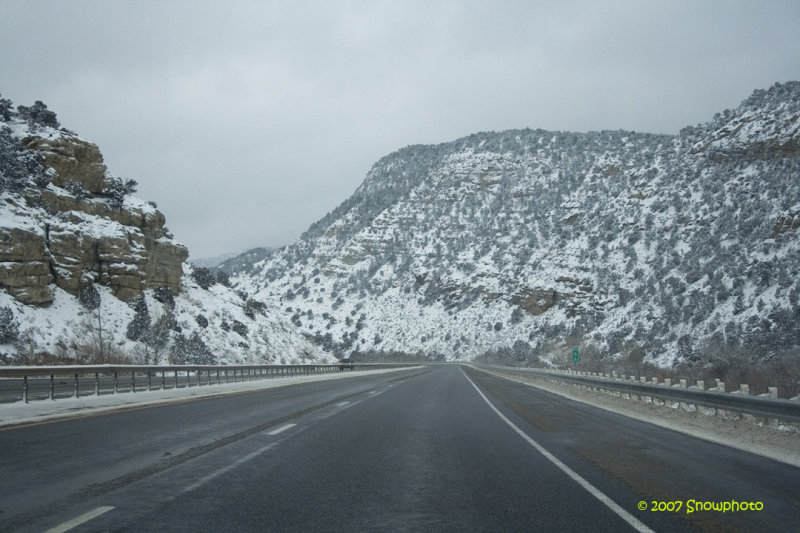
xmin=573 ymin=347 xmax=579 ymax=363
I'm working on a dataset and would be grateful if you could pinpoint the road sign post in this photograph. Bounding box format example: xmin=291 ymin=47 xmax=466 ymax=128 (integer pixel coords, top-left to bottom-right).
xmin=573 ymin=347 xmax=579 ymax=367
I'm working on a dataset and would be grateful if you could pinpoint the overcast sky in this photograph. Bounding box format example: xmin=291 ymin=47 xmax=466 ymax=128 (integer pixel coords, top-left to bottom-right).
xmin=2 ymin=1 xmax=799 ymax=259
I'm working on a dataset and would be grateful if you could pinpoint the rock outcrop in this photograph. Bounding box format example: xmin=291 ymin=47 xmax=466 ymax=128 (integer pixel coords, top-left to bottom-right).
xmin=1 ymin=134 xmax=187 ymax=305
xmin=23 ymin=135 xmax=107 ymax=193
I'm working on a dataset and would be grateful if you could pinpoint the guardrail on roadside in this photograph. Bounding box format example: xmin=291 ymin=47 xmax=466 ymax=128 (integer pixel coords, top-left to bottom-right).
xmin=472 ymin=364 xmax=800 ymax=423
xmin=0 ymin=363 xmax=412 ymax=404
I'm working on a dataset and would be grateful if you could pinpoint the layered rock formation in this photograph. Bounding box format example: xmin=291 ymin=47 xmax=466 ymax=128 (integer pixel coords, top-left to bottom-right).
xmin=1 ymin=98 xmax=326 ymax=366
xmin=1 ymin=132 xmax=187 ymax=305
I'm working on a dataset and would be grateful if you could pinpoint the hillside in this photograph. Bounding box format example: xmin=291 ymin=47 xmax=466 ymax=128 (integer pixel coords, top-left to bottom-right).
xmin=0 ymin=95 xmax=323 ymax=365
xmin=232 ymin=82 xmax=800 ymax=367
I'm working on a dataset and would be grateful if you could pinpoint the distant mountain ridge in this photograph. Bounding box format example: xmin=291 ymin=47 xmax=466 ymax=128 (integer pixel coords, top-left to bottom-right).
xmin=214 ymin=247 xmax=275 ymax=275
xmin=232 ymin=82 xmax=800 ymax=366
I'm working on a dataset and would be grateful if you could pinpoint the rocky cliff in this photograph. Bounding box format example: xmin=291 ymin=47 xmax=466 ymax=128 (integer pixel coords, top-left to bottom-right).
xmin=1 ymin=129 xmax=187 ymax=305
xmin=0 ymin=96 xmax=321 ymax=365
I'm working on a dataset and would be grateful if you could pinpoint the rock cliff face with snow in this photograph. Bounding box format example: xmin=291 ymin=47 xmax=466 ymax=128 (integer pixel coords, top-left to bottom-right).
xmin=0 ymin=96 xmax=321 ymax=365
xmin=2 ymin=133 xmax=188 ymax=305
xmin=233 ymin=82 xmax=800 ymax=366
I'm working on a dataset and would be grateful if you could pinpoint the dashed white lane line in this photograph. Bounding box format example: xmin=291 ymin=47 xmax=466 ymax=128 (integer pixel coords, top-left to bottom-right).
xmin=44 ymin=506 xmax=115 ymax=533
xmin=267 ymin=423 xmax=297 ymax=436
xmin=336 ymin=401 xmax=351 ymax=407
xmin=181 ymin=443 xmax=277 ymax=494
xmin=461 ymin=368 xmax=655 ymax=533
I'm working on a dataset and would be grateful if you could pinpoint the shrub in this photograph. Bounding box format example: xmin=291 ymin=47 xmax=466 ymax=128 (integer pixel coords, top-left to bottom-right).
xmin=191 ymin=267 xmax=216 ymax=290
xmin=153 ymin=286 xmax=175 ymax=308
xmin=78 ymin=285 xmax=101 ymax=310
xmin=216 ymin=271 xmax=231 ymax=287
xmin=0 ymin=126 xmax=46 ymax=192
xmin=64 ymin=179 xmax=91 ymax=200
xmin=102 ymin=175 xmax=137 ymax=207
xmin=0 ymin=94 xmax=12 ymax=121
xmin=171 ymin=331 xmax=216 ymax=365
xmin=244 ymin=298 xmax=266 ymax=319
xmin=0 ymin=307 xmax=19 ymax=343
xmin=16 ymin=100 xmax=59 ymax=128
xmin=125 ymin=295 xmax=150 ymax=341
xmin=232 ymin=321 xmax=248 ymax=337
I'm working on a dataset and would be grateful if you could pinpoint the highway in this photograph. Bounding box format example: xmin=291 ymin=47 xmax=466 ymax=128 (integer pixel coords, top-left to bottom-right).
xmin=1 ymin=365 xmax=797 ymax=532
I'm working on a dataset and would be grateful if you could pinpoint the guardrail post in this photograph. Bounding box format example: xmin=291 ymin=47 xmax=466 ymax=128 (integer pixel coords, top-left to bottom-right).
xmin=23 ymin=375 xmax=28 ymax=403
xmin=174 ymin=370 xmax=178 ymax=389
xmin=49 ymin=374 xmax=55 ymax=400
xmin=147 ymin=371 xmax=152 ymax=392
xmin=74 ymin=373 xmax=79 ymax=398
xmin=161 ymin=370 xmax=166 ymax=390
xmin=95 ymin=372 xmax=100 ymax=396
xmin=131 ymin=371 xmax=136 ymax=393
xmin=113 ymin=372 xmax=118 ymax=394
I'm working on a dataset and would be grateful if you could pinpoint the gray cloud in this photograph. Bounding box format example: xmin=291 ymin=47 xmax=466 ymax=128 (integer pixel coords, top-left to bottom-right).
xmin=2 ymin=0 xmax=799 ymax=258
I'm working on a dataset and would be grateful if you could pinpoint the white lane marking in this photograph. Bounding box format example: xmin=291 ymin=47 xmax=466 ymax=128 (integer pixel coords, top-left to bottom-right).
xmin=44 ymin=506 xmax=115 ymax=533
xmin=461 ymin=369 xmax=655 ymax=533
xmin=267 ymin=423 xmax=296 ymax=436
xmin=336 ymin=401 xmax=351 ymax=407
xmin=182 ymin=443 xmax=277 ymax=494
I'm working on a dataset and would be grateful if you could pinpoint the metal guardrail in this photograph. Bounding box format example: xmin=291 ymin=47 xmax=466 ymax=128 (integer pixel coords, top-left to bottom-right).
xmin=0 ymin=363 xmax=412 ymax=404
xmin=473 ymin=364 xmax=800 ymax=423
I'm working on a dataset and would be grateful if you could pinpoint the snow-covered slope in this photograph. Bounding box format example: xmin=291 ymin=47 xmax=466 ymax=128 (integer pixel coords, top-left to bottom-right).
xmin=0 ymin=96 xmax=324 ymax=365
xmin=233 ymin=82 xmax=800 ymax=366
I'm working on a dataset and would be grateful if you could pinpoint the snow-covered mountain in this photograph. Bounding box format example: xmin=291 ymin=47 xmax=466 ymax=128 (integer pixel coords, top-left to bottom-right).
xmin=232 ymin=82 xmax=800 ymax=367
xmin=0 ymin=95 xmax=324 ymax=365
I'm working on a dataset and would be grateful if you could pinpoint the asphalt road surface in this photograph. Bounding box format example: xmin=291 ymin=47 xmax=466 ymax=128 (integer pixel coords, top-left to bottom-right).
xmin=1 ymin=365 xmax=797 ymax=532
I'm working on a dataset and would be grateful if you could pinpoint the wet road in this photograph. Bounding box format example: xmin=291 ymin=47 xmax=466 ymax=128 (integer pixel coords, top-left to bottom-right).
xmin=1 ymin=365 xmax=797 ymax=532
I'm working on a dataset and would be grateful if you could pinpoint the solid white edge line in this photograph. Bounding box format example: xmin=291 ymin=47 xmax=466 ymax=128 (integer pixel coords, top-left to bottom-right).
xmin=44 ymin=506 xmax=115 ymax=533
xmin=267 ymin=423 xmax=296 ymax=435
xmin=460 ymin=368 xmax=655 ymax=533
